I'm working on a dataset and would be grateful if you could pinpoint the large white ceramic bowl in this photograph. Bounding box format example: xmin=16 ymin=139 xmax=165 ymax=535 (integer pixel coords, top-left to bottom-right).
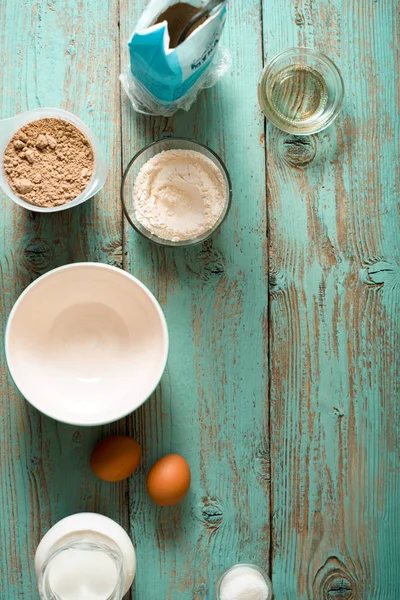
xmin=5 ymin=263 xmax=169 ymax=425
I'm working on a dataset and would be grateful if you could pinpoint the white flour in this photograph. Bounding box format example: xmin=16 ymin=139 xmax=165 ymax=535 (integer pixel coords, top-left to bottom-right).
xmin=219 ymin=565 xmax=270 ymax=600
xmin=133 ymin=149 xmax=227 ymax=242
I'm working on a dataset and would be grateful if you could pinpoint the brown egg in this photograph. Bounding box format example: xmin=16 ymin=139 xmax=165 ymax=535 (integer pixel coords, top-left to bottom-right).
xmin=147 ymin=454 xmax=191 ymax=506
xmin=90 ymin=435 xmax=142 ymax=482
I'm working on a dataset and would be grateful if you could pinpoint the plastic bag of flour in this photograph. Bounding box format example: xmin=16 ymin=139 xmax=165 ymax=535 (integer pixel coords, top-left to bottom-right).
xmin=120 ymin=1 xmax=230 ymax=116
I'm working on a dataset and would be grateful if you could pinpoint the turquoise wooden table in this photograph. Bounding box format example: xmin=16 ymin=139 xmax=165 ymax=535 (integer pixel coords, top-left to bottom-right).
xmin=0 ymin=0 xmax=399 ymax=598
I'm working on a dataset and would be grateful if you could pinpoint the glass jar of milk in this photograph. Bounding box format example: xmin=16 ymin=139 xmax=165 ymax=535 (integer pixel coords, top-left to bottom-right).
xmin=35 ymin=513 xmax=136 ymax=600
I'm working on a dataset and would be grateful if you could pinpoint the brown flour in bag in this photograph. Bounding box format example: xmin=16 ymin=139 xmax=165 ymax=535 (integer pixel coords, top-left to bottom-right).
xmin=4 ymin=118 xmax=94 ymax=208
xmin=154 ymin=2 xmax=206 ymax=48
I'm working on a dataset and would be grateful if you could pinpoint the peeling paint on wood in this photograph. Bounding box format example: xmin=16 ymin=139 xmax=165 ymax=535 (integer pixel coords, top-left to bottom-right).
xmin=264 ymin=0 xmax=400 ymax=598
xmin=120 ymin=1 xmax=269 ymax=597
xmin=0 ymin=0 xmax=126 ymax=598
xmin=0 ymin=0 xmax=399 ymax=598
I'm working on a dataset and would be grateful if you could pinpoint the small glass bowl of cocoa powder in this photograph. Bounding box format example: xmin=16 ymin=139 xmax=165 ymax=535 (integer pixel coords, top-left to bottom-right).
xmin=0 ymin=108 xmax=108 ymax=212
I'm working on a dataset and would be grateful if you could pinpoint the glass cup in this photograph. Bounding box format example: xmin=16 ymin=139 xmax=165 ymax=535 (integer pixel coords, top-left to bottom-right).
xmin=35 ymin=513 xmax=136 ymax=600
xmin=258 ymin=47 xmax=344 ymax=135
xmin=216 ymin=563 xmax=272 ymax=600
xmin=38 ymin=540 xmax=125 ymax=600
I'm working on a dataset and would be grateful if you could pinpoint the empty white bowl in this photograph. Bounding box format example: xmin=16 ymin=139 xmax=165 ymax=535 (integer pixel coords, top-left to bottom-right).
xmin=5 ymin=263 xmax=169 ymax=425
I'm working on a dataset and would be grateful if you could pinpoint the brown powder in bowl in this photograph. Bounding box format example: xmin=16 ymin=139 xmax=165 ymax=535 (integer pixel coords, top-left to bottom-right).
xmin=4 ymin=118 xmax=94 ymax=208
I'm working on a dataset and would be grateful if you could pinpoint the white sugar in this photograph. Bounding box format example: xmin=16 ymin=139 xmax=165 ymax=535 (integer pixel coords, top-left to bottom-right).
xmin=219 ymin=565 xmax=270 ymax=600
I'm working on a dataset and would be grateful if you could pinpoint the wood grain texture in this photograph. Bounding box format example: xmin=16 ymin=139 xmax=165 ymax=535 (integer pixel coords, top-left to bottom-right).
xmin=264 ymin=0 xmax=400 ymax=598
xmin=0 ymin=0 xmax=399 ymax=598
xmin=119 ymin=1 xmax=270 ymax=598
xmin=0 ymin=1 xmax=127 ymax=598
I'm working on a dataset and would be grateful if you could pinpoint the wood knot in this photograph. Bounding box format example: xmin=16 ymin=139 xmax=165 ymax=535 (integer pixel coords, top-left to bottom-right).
xmin=325 ymin=576 xmax=354 ymax=599
xmin=294 ymin=10 xmax=305 ymax=26
xmin=102 ymin=238 xmax=123 ymax=268
xmin=186 ymin=239 xmax=225 ymax=282
xmin=314 ymin=556 xmax=358 ymax=600
xmin=198 ymin=498 xmax=224 ymax=531
xmin=278 ymin=134 xmax=317 ymax=168
xmin=23 ymin=238 xmax=52 ymax=271
xmin=362 ymin=261 xmax=400 ymax=290
xmin=255 ymin=441 xmax=271 ymax=482
xmin=30 ymin=455 xmax=40 ymax=469
xmin=269 ymin=270 xmax=286 ymax=296
xmin=331 ymin=406 xmax=344 ymax=419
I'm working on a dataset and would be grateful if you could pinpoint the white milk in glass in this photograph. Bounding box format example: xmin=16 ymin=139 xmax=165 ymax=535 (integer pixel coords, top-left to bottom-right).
xmin=35 ymin=513 xmax=136 ymax=600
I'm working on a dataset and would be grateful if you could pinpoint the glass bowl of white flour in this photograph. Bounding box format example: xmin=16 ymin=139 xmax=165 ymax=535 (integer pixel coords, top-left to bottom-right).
xmin=121 ymin=138 xmax=232 ymax=247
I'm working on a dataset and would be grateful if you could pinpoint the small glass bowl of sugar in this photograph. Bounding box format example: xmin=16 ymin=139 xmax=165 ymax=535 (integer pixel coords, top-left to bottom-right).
xmin=216 ymin=563 xmax=272 ymax=600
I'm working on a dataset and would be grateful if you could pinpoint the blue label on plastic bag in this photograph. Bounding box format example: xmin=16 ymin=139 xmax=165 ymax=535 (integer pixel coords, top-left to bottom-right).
xmin=129 ymin=4 xmax=226 ymax=104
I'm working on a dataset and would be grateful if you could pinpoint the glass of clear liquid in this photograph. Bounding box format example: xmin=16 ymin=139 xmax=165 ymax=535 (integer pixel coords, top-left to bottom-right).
xmin=258 ymin=47 xmax=344 ymax=135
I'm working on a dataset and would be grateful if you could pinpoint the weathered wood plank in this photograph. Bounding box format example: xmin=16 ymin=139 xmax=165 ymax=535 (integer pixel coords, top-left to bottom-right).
xmin=1 ymin=0 xmax=398 ymax=598
xmin=264 ymin=0 xmax=400 ymax=597
xmin=119 ymin=1 xmax=270 ymax=597
xmin=0 ymin=1 xmax=125 ymax=598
